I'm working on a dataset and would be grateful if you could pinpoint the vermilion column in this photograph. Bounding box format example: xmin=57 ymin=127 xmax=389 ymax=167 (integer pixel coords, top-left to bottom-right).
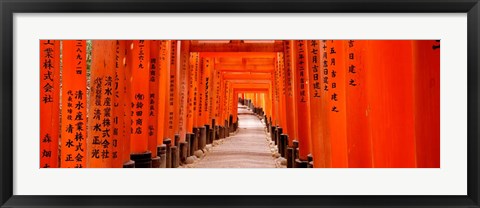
xmin=148 ymin=40 xmax=160 ymax=166
xmin=124 ymin=41 xmax=134 ymax=166
xmin=413 ymin=40 xmax=440 ymax=167
xmin=197 ymin=57 xmax=205 ymax=126
xmin=129 ymin=40 xmax=150 ymax=156
xmin=60 ymin=40 xmax=87 ymax=168
xmin=190 ymin=53 xmax=200 ymax=129
xmin=178 ymin=40 xmax=190 ymax=141
xmin=40 ymin=40 xmax=60 ymax=168
xmin=365 ymin=40 xmax=416 ymax=167
xmin=165 ymin=40 xmax=178 ymax=140
xmin=307 ymin=40 xmax=325 ymax=168
xmin=113 ymin=40 xmax=132 ymax=168
xmin=277 ymin=52 xmax=288 ymax=133
xmin=88 ymin=40 xmax=116 ymax=168
xmin=211 ymin=66 xmax=218 ymax=125
xmin=213 ymin=69 xmax=221 ymax=123
xmin=345 ymin=40 xmax=372 ymax=168
xmin=328 ymin=40 xmax=348 ymax=168
xmin=232 ymin=86 xmax=238 ymax=124
xmin=203 ymin=58 xmax=212 ymax=126
xmin=158 ymin=40 xmax=170 ymax=143
xmin=187 ymin=52 xmax=198 ymax=133
xmin=283 ymin=40 xmax=297 ymax=145
xmin=293 ymin=40 xmax=312 ymax=162
xmin=319 ymin=40 xmax=332 ymax=167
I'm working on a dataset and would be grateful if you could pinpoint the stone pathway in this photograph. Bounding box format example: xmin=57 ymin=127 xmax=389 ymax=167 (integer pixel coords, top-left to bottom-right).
xmin=190 ymin=106 xmax=277 ymax=168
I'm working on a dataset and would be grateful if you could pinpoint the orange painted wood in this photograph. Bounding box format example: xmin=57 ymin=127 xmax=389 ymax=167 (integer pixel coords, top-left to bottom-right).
xmin=166 ymin=40 xmax=179 ymax=140
xmin=148 ymin=40 xmax=160 ymax=157
xmin=327 ymin=40 xmax=348 ymax=168
xmin=40 ymin=40 xmax=60 ymax=168
xmin=413 ymin=40 xmax=440 ymax=167
xmin=129 ymin=40 xmax=150 ymax=154
xmin=178 ymin=41 xmax=190 ymax=141
xmin=88 ymin=40 xmax=116 ymax=167
xmin=197 ymin=57 xmax=206 ymax=126
xmin=187 ymin=52 xmax=197 ymax=132
xmin=219 ymin=74 xmax=226 ymax=124
xmin=124 ymin=41 xmax=134 ymax=162
xmin=293 ymin=40 xmax=312 ymax=161
xmin=344 ymin=40 xmax=373 ymax=168
xmin=208 ymin=61 xmax=215 ymax=126
xmin=365 ymin=40 xmax=416 ymax=167
xmin=210 ymin=64 xmax=218 ymax=124
xmin=113 ymin=40 xmax=130 ymax=167
xmin=307 ymin=40 xmax=326 ymax=168
xmin=232 ymin=89 xmax=238 ymax=123
xmin=203 ymin=57 xmax=212 ymax=126
xmin=276 ymin=52 xmax=288 ymax=134
xmin=213 ymin=68 xmax=222 ymax=123
xmin=272 ymin=57 xmax=280 ymax=126
xmin=60 ymin=40 xmax=87 ymax=168
xmin=313 ymin=40 xmax=332 ymax=168
xmin=190 ymin=53 xmax=201 ymax=128
xmin=283 ymin=40 xmax=297 ymax=145
xmin=157 ymin=40 xmax=170 ymax=143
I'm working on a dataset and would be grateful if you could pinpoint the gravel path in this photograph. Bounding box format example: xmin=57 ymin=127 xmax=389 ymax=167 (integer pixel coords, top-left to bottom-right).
xmin=191 ymin=106 xmax=277 ymax=168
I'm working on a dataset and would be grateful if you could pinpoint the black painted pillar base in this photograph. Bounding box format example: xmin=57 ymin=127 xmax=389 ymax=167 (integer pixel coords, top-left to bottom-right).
xmin=123 ymin=160 xmax=135 ymax=168
xmin=307 ymin=154 xmax=314 ymax=168
xmin=205 ymin=125 xmax=211 ymax=144
xmin=276 ymin=127 xmax=283 ymax=148
xmin=130 ymin=151 xmax=152 ymax=168
xmin=157 ymin=144 xmax=167 ymax=168
xmin=279 ymin=134 xmax=288 ymax=157
xmin=151 ymin=156 xmax=161 ymax=168
xmin=292 ymin=140 xmax=299 ymax=167
xmin=212 ymin=119 xmax=216 ymax=141
xmin=229 ymin=115 xmax=234 ymax=133
xmin=286 ymin=147 xmax=294 ymax=168
xmin=271 ymin=126 xmax=277 ymax=144
xmin=163 ymin=138 xmax=172 ymax=168
xmin=171 ymin=146 xmax=179 ymax=168
xmin=180 ymin=141 xmax=188 ymax=164
xmin=283 ymin=135 xmax=289 ymax=159
xmin=185 ymin=134 xmax=191 ymax=157
xmin=294 ymin=159 xmax=309 ymax=168
xmin=199 ymin=126 xmax=206 ymax=150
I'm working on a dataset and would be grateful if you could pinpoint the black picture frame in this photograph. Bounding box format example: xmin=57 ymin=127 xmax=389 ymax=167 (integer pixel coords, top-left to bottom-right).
xmin=1 ymin=0 xmax=479 ymax=207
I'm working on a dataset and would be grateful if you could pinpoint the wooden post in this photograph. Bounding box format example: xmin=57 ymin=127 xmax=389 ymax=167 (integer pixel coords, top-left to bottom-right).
xmin=307 ymin=40 xmax=325 ymax=168
xmin=157 ymin=40 xmax=170 ymax=145
xmin=129 ymin=40 xmax=151 ymax=168
xmin=113 ymin=40 xmax=133 ymax=168
xmin=365 ymin=40 xmax=416 ymax=167
xmin=413 ymin=40 xmax=440 ymax=167
xmin=276 ymin=52 xmax=288 ymax=134
xmin=187 ymin=52 xmax=198 ymax=134
xmin=60 ymin=40 xmax=87 ymax=168
xmin=165 ymin=40 xmax=179 ymax=141
xmin=40 ymin=40 xmax=60 ymax=168
xmin=203 ymin=57 xmax=212 ymax=127
xmin=293 ymin=40 xmax=312 ymax=163
xmin=149 ymin=40 xmax=161 ymax=167
xmin=344 ymin=40 xmax=372 ymax=168
xmin=327 ymin=40 xmax=348 ymax=168
xmin=284 ymin=40 xmax=298 ymax=145
xmin=88 ymin=40 xmax=116 ymax=168
xmin=178 ymin=40 xmax=190 ymax=141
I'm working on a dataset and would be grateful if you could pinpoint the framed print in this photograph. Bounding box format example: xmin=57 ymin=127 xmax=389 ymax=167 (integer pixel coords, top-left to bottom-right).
xmin=1 ymin=0 xmax=479 ymax=207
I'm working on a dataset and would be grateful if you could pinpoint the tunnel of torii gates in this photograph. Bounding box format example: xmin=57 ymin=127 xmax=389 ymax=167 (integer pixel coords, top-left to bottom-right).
xmin=40 ymin=40 xmax=440 ymax=168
